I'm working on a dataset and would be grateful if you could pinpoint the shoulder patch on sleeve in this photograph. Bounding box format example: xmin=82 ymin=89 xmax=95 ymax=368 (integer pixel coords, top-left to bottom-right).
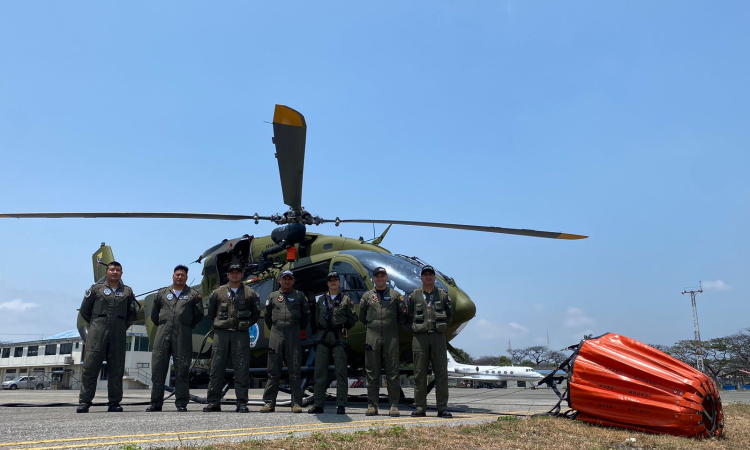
xmin=265 ymin=299 xmax=270 ymax=307
xmin=85 ymin=289 xmax=92 ymax=298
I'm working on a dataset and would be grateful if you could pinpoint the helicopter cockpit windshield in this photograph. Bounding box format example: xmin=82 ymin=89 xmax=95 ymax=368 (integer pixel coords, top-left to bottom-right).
xmin=340 ymin=250 xmax=448 ymax=297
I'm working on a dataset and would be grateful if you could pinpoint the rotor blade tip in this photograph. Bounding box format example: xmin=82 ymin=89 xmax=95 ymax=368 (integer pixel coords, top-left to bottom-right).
xmin=273 ymin=105 xmax=305 ymax=127
xmin=558 ymin=233 xmax=588 ymax=240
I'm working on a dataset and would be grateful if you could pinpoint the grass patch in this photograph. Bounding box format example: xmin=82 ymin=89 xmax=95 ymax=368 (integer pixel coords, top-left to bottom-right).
xmin=151 ymin=403 xmax=750 ymax=450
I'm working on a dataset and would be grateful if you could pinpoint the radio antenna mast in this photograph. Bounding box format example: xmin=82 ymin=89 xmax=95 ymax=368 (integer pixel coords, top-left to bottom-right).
xmin=681 ymin=281 xmax=704 ymax=372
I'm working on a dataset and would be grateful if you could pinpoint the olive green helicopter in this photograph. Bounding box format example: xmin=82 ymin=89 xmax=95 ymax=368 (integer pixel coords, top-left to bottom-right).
xmin=0 ymin=105 xmax=587 ymax=401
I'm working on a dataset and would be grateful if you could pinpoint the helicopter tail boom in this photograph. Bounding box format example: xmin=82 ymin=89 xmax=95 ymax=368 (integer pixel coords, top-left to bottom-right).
xmin=91 ymin=242 xmax=115 ymax=283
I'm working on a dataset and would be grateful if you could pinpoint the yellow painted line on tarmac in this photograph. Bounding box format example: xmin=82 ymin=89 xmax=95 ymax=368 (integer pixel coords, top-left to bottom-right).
xmin=3 ymin=414 xmax=494 ymax=450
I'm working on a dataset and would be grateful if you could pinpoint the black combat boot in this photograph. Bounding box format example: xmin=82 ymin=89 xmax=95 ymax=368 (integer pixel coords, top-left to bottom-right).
xmin=107 ymin=403 xmax=123 ymax=412
xmin=236 ymin=403 xmax=249 ymax=413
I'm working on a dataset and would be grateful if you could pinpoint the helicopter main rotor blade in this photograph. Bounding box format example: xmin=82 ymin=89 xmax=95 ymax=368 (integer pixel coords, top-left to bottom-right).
xmin=0 ymin=212 xmax=275 ymax=221
xmin=326 ymin=218 xmax=588 ymax=240
xmin=272 ymin=104 xmax=306 ymax=212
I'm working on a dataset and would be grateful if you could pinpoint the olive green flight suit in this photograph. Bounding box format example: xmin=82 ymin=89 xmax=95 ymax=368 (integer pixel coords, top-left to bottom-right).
xmin=313 ymin=293 xmax=358 ymax=408
xmin=206 ymin=284 xmax=261 ymax=407
xmin=78 ymin=282 xmax=139 ymax=406
xmin=407 ymin=288 xmax=453 ymax=413
xmin=262 ymin=289 xmax=310 ymax=407
xmin=150 ymin=286 xmax=204 ymax=408
xmin=359 ymin=288 xmax=407 ymax=409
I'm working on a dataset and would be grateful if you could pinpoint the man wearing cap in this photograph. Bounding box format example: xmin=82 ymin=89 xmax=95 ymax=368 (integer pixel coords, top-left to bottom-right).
xmin=407 ymin=265 xmax=453 ymax=418
xmin=261 ymin=270 xmax=310 ymax=413
xmin=147 ymin=265 xmax=204 ymax=412
xmin=203 ymin=264 xmax=261 ymax=413
xmin=77 ymin=261 xmax=139 ymax=413
xmin=359 ymin=266 xmax=408 ymax=417
xmin=308 ymin=271 xmax=358 ymax=415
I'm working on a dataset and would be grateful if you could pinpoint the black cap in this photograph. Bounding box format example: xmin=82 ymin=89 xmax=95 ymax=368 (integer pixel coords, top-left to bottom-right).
xmin=373 ymin=267 xmax=387 ymax=276
xmin=227 ymin=263 xmax=243 ymax=273
xmin=421 ymin=265 xmax=436 ymax=275
xmin=327 ymin=271 xmax=339 ymax=281
xmin=280 ymin=270 xmax=295 ymax=279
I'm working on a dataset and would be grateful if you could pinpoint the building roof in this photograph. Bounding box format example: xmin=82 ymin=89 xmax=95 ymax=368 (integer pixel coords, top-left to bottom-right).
xmin=2 ymin=325 xmax=146 ymax=346
xmin=44 ymin=330 xmax=81 ymax=340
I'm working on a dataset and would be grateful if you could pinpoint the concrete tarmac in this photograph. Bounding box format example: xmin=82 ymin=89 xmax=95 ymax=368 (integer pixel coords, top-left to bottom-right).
xmin=1 ymin=387 xmax=748 ymax=449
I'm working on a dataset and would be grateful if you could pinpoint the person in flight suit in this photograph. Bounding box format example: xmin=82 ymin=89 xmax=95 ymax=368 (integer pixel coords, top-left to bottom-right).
xmin=359 ymin=266 xmax=408 ymax=417
xmin=147 ymin=264 xmax=204 ymax=412
xmin=77 ymin=261 xmax=139 ymax=413
xmin=407 ymin=265 xmax=453 ymax=418
xmin=260 ymin=270 xmax=310 ymax=413
xmin=202 ymin=263 xmax=261 ymax=413
xmin=308 ymin=271 xmax=358 ymax=415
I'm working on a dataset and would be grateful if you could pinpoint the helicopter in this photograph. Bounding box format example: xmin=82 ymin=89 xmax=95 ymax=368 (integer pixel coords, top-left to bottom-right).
xmin=0 ymin=105 xmax=587 ymax=392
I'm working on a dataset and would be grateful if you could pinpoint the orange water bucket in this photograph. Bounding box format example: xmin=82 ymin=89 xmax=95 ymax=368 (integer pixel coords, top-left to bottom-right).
xmin=541 ymin=333 xmax=723 ymax=437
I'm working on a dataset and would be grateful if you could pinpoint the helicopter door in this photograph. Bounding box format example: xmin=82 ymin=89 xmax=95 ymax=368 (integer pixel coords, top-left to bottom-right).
xmin=329 ymin=256 xmax=369 ymax=306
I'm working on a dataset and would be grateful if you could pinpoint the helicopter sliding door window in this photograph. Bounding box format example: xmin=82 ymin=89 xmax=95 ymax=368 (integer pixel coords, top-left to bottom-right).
xmin=331 ymin=260 xmax=367 ymax=305
xmin=250 ymin=279 xmax=275 ymax=303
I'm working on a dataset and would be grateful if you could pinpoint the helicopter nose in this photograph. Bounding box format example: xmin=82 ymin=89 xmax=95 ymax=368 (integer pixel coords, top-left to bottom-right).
xmin=449 ymin=289 xmax=476 ymax=336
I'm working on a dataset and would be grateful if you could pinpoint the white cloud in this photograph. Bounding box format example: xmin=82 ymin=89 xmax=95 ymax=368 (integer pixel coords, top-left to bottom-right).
xmin=508 ymin=322 xmax=529 ymax=333
xmin=473 ymin=319 xmax=530 ymax=340
xmin=564 ymin=307 xmax=595 ymax=328
xmin=702 ymin=280 xmax=731 ymax=292
xmin=0 ymin=299 xmax=40 ymax=312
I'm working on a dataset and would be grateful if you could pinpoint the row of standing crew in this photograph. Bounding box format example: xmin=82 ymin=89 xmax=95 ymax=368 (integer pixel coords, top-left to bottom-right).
xmin=75 ymin=262 xmax=452 ymax=418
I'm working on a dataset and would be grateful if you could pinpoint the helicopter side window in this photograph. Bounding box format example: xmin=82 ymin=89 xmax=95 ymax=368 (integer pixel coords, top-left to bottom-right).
xmin=332 ymin=261 xmax=367 ymax=305
xmin=249 ymin=279 xmax=274 ymax=303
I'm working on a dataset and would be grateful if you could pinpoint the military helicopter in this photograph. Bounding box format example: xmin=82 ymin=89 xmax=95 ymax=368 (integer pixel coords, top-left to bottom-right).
xmin=1 ymin=105 xmax=587 ymax=394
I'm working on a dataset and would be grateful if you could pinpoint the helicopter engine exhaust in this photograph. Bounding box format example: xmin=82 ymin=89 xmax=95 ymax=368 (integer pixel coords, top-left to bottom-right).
xmin=271 ymin=223 xmax=306 ymax=245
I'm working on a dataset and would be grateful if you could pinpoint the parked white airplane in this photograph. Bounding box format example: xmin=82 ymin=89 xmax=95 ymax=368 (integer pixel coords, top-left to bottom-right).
xmin=446 ymin=352 xmax=545 ymax=383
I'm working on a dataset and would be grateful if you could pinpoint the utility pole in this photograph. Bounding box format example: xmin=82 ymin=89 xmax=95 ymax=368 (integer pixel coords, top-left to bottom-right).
xmin=681 ymin=282 xmax=704 ymax=372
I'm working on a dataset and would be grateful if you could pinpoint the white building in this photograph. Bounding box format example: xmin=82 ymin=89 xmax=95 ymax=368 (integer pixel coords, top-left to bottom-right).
xmin=0 ymin=325 xmax=153 ymax=390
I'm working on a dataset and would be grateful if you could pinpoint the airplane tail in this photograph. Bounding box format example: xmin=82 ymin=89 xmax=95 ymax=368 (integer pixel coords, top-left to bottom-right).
xmin=446 ymin=350 xmax=457 ymax=367
xmin=92 ymin=242 xmax=115 ymax=283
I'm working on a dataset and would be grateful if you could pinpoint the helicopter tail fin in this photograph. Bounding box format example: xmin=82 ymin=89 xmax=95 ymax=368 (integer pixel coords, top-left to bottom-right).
xmin=371 ymin=224 xmax=392 ymax=246
xmin=92 ymin=242 xmax=115 ymax=283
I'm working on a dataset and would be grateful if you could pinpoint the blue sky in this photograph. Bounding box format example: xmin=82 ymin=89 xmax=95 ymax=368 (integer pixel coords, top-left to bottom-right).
xmin=1 ymin=1 xmax=748 ymax=358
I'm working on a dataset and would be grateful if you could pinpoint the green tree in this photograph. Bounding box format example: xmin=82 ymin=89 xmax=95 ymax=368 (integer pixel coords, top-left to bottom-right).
xmin=508 ymin=346 xmax=569 ymax=367
xmin=497 ymin=356 xmax=512 ymax=366
xmin=449 ymin=347 xmax=473 ymax=364
xmin=508 ymin=348 xmax=528 ymax=365
xmin=727 ymin=328 xmax=750 ymax=366
xmin=475 ymin=355 xmax=500 ymax=365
